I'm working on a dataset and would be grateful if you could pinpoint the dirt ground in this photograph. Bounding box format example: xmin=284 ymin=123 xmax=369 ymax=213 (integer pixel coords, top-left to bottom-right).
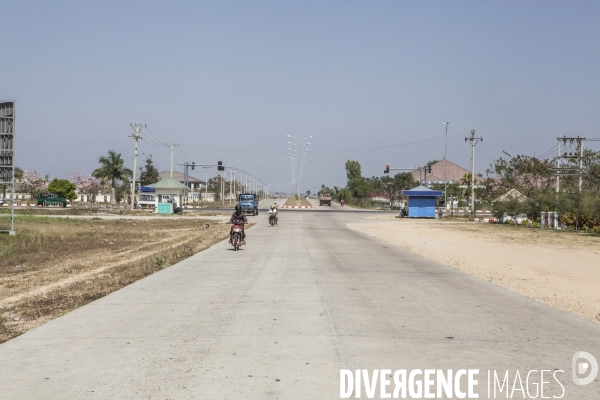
xmin=0 ymin=215 xmax=233 ymax=342
xmin=349 ymin=216 xmax=600 ymax=324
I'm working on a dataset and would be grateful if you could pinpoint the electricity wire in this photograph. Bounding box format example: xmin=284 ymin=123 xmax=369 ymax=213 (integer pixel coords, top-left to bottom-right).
xmin=16 ymin=137 xmax=129 ymax=142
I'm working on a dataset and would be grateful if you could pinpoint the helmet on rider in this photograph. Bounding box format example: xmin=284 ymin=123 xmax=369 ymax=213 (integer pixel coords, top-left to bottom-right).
xmin=235 ymin=204 xmax=242 ymax=213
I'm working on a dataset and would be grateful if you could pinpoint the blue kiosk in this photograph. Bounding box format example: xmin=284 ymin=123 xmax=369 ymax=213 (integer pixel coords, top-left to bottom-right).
xmin=402 ymin=185 xmax=443 ymax=218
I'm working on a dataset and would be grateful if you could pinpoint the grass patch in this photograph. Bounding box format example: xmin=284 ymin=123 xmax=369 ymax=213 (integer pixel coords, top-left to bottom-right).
xmin=0 ymin=216 xmax=232 ymax=343
xmin=284 ymin=198 xmax=312 ymax=207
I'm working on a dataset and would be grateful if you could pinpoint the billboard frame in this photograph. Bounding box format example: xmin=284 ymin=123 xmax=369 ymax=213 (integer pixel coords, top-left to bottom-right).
xmin=0 ymin=100 xmax=15 ymax=235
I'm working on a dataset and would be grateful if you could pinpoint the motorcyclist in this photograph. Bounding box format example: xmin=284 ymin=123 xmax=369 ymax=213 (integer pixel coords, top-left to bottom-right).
xmin=229 ymin=204 xmax=248 ymax=244
xmin=340 ymin=199 xmax=345 ymax=206
xmin=268 ymin=205 xmax=278 ymax=225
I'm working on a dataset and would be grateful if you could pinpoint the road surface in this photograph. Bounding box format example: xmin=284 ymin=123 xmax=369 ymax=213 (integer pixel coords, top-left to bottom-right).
xmin=0 ymin=209 xmax=599 ymax=399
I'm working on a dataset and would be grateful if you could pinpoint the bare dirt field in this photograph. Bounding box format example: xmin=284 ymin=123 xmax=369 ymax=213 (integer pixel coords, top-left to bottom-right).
xmin=349 ymin=216 xmax=600 ymax=324
xmin=0 ymin=215 xmax=233 ymax=343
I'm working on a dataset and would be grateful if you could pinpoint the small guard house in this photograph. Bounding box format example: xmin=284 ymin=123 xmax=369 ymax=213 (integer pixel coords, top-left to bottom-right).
xmin=402 ymin=185 xmax=443 ymax=218
xmin=147 ymin=176 xmax=188 ymax=214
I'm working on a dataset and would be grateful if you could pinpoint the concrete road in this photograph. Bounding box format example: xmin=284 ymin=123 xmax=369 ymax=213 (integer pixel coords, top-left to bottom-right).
xmin=1 ymin=211 xmax=599 ymax=399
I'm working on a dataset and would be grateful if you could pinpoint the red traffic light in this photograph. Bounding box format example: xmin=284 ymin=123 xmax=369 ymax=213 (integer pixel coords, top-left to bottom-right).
xmin=384 ymin=164 xmax=390 ymax=174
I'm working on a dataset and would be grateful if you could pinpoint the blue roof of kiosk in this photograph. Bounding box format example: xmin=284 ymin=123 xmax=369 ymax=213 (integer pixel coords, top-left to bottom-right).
xmin=139 ymin=186 xmax=155 ymax=193
xmin=402 ymin=185 xmax=443 ymax=197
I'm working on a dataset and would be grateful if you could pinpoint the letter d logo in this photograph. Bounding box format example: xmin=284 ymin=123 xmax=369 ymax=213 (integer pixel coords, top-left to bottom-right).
xmin=572 ymin=351 xmax=598 ymax=386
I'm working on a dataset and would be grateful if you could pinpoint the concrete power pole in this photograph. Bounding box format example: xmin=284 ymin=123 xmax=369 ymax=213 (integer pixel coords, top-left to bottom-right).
xmin=556 ymin=136 xmax=561 ymax=194
xmin=229 ymin=168 xmax=233 ymax=205
xmin=465 ymin=129 xmax=483 ymax=218
xmin=579 ymin=139 xmax=584 ymax=192
xmin=221 ymin=170 xmax=225 ymax=205
xmin=443 ymin=121 xmax=449 ymax=209
xmin=554 ymin=136 xmax=585 ymax=193
xmin=130 ymin=123 xmax=145 ymax=211
xmin=167 ymin=144 xmax=177 ymax=177
xmin=202 ymin=166 xmax=211 ymax=202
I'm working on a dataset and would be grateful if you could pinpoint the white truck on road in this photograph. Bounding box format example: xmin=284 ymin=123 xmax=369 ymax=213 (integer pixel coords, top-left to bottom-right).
xmin=319 ymin=193 xmax=332 ymax=206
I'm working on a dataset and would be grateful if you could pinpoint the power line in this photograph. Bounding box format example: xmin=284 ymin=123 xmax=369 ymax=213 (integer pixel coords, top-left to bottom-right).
xmin=480 ymin=141 xmax=503 ymax=158
xmin=16 ymin=137 xmax=129 ymax=142
xmin=310 ymin=134 xmax=464 ymax=154
xmin=536 ymin=144 xmax=558 ymax=160
xmin=144 ymin=126 xmax=166 ymax=146
xmin=175 ymin=144 xmax=189 ymax=163
xmin=475 ymin=147 xmax=494 ymax=164
xmin=176 ymin=133 xmax=465 ymax=155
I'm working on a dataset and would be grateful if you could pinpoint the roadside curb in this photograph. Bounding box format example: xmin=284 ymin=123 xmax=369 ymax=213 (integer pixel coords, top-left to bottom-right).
xmin=281 ymin=206 xmax=315 ymax=209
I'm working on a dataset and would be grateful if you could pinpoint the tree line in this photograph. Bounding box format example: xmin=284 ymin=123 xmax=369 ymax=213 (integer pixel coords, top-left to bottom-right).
xmin=318 ymin=160 xmax=417 ymax=207
xmin=10 ymin=149 xmax=250 ymax=204
xmin=320 ymin=150 xmax=600 ymax=231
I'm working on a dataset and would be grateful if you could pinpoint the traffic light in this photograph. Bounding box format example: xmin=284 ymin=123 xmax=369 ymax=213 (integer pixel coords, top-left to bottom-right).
xmin=384 ymin=164 xmax=390 ymax=174
xmin=191 ymin=162 xmax=196 ymax=170
xmin=427 ymin=164 xmax=432 ymax=174
xmin=218 ymin=161 xmax=224 ymax=171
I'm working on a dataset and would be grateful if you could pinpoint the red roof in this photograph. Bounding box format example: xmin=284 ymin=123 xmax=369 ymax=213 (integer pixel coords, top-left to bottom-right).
xmin=410 ymin=160 xmax=484 ymax=184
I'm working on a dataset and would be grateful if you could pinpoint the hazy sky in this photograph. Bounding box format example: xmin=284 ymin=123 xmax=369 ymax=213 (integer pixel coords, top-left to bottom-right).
xmin=3 ymin=1 xmax=600 ymax=193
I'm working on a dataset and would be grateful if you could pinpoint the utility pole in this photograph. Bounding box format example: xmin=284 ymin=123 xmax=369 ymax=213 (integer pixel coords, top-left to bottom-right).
xmin=202 ymin=166 xmax=211 ymax=202
xmin=222 ymin=170 xmax=226 ymax=205
xmin=579 ymin=138 xmax=584 ymax=192
xmin=183 ymin=162 xmax=189 ymax=188
xmin=465 ymin=129 xmax=483 ymax=218
xmin=553 ymin=136 xmax=586 ymax=193
xmin=556 ymin=136 xmax=561 ymax=194
xmin=166 ymin=143 xmax=177 ymax=177
xmin=443 ymin=121 xmax=449 ymax=209
xmin=130 ymin=123 xmax=145 ymax=211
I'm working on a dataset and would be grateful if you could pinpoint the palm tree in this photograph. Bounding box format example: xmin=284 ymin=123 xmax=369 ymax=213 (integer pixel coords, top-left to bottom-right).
xmin=92 ymin=150 xmax=132 ymax=204
xmin=461 ymin=173 xmax=472 ymax=187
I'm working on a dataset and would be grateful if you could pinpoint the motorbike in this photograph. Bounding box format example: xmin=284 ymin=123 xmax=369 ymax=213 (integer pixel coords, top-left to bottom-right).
xmin=230 ymin=223 xmax=244 ymax=251
xmin=340 ymin=201 xmax=345 ymax=207
xmin=269 ymin=213 xmax=278 ymax=226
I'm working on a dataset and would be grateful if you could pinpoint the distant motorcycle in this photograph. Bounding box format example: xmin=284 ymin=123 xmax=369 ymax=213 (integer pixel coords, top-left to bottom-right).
xmin=340 ymin=200 xmax=345 ymax=207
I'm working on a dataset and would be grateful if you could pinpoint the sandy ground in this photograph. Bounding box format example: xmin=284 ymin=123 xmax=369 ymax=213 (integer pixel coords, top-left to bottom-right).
xmin=349 ymin=216 xmax=600 ymax=324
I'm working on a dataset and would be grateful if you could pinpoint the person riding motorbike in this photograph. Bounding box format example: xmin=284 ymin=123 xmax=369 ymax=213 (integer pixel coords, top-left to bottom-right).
xmin=340 ymin=199 xmax=345 ymax=206
xmin=268 ymin=205 xmax=278 ymax=225
xmin=230 ymin=204 xmax=248 ymax=244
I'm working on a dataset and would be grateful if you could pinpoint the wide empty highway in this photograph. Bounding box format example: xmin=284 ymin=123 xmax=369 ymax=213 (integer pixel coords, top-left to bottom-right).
xmin=0 ymin=208 xmax=599 ymax=399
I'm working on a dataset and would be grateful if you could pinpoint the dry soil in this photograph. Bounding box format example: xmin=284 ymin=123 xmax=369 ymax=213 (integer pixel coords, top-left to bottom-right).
xmin=349 ymin=216 xmax=600 ymax=324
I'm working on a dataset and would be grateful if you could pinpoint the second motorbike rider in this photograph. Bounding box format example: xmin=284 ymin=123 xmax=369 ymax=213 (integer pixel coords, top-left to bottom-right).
xmin=268 ymin=204 xmax=278 ymax=225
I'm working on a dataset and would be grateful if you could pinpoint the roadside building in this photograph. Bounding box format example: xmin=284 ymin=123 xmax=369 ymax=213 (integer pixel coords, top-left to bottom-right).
xmin=402 ymin=185 xmax=443 ymax=218
xmin=158 ymin=171 xmax=205 ymax=190
xmin=410 ymin=160 xmax=484 ymax=186
xmin=147 ymin=176 xmax=188 ymax=214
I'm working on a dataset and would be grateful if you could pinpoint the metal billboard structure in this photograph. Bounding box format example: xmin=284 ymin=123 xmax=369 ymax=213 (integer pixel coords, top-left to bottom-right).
xmin=0 ymin=101 xmax=15 ymax=235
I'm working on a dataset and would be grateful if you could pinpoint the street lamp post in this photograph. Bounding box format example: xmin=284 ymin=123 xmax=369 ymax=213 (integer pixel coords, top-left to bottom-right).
xmin=287 ymin=135 xmax=311 ymax=205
